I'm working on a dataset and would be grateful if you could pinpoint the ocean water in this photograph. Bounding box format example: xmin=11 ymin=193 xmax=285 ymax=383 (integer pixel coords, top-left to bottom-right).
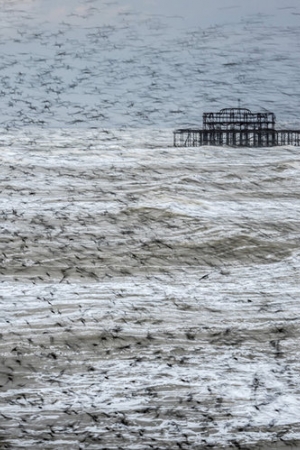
xmin=0 ymin=129 xmax=300 ymax=449
xmin=1 ymin=1 xmax=300 ymax=449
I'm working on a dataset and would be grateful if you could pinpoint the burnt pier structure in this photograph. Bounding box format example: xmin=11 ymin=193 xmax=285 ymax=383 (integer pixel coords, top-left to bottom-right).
xmin=174 ymin=108 xmax=300 ymax=147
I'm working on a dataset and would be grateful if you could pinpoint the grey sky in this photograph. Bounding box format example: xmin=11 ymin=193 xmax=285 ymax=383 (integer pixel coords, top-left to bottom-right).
xmin=1 ymin=0 xmax=300 ymax=128
xmin=4 ymin=0 xmax=300 ymax=30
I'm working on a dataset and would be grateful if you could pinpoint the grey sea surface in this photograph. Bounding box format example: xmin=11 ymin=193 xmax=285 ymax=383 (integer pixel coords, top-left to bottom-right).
xmin=0 ymin=129 xmax=300 ymax=449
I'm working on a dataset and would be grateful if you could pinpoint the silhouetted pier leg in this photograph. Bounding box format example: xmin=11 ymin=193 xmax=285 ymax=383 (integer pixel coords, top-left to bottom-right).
xmin=173 ymin=127 xmax=300 ymax=147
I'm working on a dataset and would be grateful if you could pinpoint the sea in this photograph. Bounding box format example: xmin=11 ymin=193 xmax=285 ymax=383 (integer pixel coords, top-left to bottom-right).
xmin=0 ymin=1 xmax=300 ymax=449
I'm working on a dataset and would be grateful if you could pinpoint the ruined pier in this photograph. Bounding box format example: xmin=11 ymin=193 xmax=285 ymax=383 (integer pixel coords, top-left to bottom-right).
xmin=174 ymin=108 xmax=300 ymax=147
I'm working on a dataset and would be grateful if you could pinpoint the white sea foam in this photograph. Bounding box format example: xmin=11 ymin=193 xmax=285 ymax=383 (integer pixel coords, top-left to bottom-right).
xmin=0 ymin=129 xmax=299 ymax=449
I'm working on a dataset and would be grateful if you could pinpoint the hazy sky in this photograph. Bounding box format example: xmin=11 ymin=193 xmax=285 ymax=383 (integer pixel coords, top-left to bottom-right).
xmin=4 ymin=0 xmax=300 ymax=29
xmin=1 ymin=0 xmax=300 ymax=128
xmin=124 ymin=0 xmax=300 ymax=27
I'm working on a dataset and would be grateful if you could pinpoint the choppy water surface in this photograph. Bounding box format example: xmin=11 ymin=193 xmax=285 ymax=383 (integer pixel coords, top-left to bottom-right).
xmin=0 ymin=129 xmax=300 ymax=449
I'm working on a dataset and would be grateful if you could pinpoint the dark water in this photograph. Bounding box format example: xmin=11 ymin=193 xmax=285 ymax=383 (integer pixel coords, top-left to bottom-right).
xmin=0 ymin=131 xmax=300 ymax=448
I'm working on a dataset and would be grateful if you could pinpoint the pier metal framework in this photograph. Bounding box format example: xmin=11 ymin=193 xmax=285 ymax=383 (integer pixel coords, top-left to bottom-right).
xmin=174 ymin=108 xmax=300 ymax=147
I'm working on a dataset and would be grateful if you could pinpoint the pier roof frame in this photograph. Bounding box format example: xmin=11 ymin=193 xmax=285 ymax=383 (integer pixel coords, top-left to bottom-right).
xmin=203 ymin=107 xmax=276 ymax=131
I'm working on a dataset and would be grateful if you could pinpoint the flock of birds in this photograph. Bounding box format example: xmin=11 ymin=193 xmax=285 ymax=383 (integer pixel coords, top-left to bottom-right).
xmin=1 ymin=0 xmax=300 ymax=130
xmin=0 ymin=0 xmax=300 ymax=449
xmin=0 ymin=137 xmax=300 ymax=448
